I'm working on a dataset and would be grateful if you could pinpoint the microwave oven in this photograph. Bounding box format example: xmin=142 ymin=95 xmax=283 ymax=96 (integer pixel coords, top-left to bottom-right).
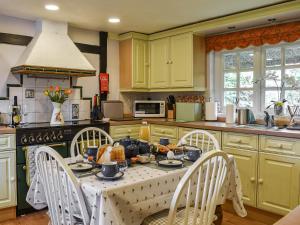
xmin=133 ymin=100 xmax=165 ymax=118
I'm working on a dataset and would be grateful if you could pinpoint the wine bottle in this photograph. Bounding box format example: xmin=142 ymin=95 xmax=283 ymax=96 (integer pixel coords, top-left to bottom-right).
xmin=92 ymin=94 xmax=99 ymax=120
xmin=12 ymin=96 xmax=21 ymax=126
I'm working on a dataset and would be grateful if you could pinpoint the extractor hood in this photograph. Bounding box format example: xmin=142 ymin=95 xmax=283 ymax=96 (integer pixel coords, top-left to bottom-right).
xmin=11 ymin=20 xmax=96 ymax=77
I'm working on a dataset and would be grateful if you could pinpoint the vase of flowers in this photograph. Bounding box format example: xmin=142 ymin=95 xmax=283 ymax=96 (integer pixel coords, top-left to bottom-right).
xmin=44 ymin=86 xmax=72 ymax=125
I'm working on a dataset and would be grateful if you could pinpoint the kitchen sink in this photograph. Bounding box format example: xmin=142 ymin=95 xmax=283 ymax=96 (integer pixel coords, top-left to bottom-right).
xmin=234 ymin=124 xmax=280 ymax=130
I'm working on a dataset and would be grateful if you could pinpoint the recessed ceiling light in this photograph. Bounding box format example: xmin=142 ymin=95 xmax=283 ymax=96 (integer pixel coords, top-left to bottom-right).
xmin=45 ymin=4 xmax=59 ymax=11
xmin=268 ymin=18 xmax=277 ymax=23
xmin=228 ymin=26 xmax=236 ymax=30
xmin=108 ymin=17 xmax=120 ymax=23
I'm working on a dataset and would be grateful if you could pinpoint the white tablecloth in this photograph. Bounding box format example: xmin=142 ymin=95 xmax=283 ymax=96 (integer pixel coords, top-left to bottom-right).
xmin=27 ymin=156 xmax=247 ymax=225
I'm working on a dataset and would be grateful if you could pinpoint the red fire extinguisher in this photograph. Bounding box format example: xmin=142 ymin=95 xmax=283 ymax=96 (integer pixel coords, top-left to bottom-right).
xmin=99 ymin=73 xmax=109 ymax=94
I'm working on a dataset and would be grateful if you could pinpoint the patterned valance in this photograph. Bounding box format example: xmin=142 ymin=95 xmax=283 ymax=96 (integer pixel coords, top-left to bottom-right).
xmin=205 ymin=21 xmax=300 ymax=52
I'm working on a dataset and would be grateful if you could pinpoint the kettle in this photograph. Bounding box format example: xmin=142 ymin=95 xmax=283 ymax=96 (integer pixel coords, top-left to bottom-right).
xmin=113 ymin=136 xmax=139 ymax=158
xmin=237 ymin=108 xmax=255 ymax=125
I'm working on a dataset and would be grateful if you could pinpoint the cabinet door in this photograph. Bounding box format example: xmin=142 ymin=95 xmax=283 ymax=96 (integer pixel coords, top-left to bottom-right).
xmin=0 ymin=151 xmax=16 ymax=208
xmin=223 ymin=148 xmax=258 ymax=207
xmin=258 ymin=153 xmax=300 ymax=215
xmin=150 ymin=38 xmax=170 ymax=88
xmin=170 ymin=33 xmax=193 ymax=87
xmin=132 ymin=39 xmax=149 ymax=88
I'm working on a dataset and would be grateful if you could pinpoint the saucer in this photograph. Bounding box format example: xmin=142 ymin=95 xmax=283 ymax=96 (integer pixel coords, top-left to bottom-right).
xmin=158 ymin=159 xmax=183 ymax=168
xmin=95 ymin=171 xmax=124 ymax=181
xmin=69 ymin=162 xmax=93 ymax=172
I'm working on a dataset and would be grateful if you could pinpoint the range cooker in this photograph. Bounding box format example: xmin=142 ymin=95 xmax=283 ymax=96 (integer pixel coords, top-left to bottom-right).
xmin=16 ymin=120 xmax=109 ymax=215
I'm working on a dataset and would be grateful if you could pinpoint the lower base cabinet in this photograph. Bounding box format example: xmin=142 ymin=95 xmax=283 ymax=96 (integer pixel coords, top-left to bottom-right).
xmin=257 ymin=152 xmax=300 ymax=215
xmin=223 ymin=148 xmax=258 ymax=207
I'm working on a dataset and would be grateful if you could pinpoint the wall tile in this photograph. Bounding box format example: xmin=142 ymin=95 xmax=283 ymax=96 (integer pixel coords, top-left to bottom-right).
xmin=0 ymin=100 xmax=10 ymax=113
xmin=35 ymin=88 xmax=48 ymax=100
xmin=50 ymin=79 xmax=70 ymax=88
xmin=23 ymin=99 xmax=35 ymax=113
xmin=36 ymin=78 xmax=49 ymax=88
xmin=23 ymin=112 xmax=36 ymax=123
xmin=62 ymin=100 xmax=70 ymax=112
xmin=36 ymin=112 xmax=50 ymax=123
xmin=69 ymin=88 xmax=81 ymax=100
xmin=22 ymin=76 xmax=36 ymax=88
xmin=35 ymin=99 xmax=50 ymax=113
xmin=9 ymin=87 xmax=23 ymax=101
xmin=80 ymin=100 xmax=91 ymax=112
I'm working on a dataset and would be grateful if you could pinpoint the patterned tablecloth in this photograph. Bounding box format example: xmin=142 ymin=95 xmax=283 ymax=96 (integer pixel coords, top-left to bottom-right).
xmin=27 ymin=156 xmax=247 ymax=225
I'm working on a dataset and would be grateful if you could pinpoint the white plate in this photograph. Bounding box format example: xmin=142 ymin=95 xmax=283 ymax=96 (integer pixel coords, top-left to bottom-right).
xmin=158 ymin=159 xmax=183 ymax=167
xmin=69 ymin=162 xmax=93 ymax=172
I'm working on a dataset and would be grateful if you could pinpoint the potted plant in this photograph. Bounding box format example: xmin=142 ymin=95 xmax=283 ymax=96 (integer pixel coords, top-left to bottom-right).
xmin=44 ymin=86 xmax=72 ymax=125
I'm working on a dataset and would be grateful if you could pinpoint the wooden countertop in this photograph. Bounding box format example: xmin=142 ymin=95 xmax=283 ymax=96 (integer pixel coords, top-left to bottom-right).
xmin=274 ymin=206 xmax=300 ymax=225
xmin=110 ymin=118 xmax=300 ymax=139
xmin=0 ymin=126 xmax=15 ymax=134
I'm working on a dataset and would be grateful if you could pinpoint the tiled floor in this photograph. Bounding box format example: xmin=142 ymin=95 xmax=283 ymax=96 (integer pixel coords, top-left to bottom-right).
xmin=0 ymin=210 xmax=271 ymax=225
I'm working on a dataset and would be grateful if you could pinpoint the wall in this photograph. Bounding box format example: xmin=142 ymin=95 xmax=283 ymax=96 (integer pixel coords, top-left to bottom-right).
xmin=0 ymin=15 xmax=120 ymax=123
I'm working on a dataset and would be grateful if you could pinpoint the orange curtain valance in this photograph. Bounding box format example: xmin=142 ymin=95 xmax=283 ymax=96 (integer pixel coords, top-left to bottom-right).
xmin=205 ymin=21 xmax=300 ymax=52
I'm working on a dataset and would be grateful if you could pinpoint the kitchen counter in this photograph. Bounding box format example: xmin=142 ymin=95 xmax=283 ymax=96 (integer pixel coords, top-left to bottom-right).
xmin=110 ymin=118 xmax=300 ymax=139
xmin=0 ymin=126 xmax=15 ymax=134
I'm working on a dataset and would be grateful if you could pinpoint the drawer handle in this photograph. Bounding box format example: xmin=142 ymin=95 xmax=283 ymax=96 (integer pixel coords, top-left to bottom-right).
xmin=250 ymin=177 xmax=255 ymax=182
xmin=258 ymin=178 xmax=263 ymax=184
xmin=279 ymin=144 xmax=283 ymax=149
xmin=127 ymin=129 xmax=132 ymax=132
xmin=10 ymin=177 xmax=15 ymax=182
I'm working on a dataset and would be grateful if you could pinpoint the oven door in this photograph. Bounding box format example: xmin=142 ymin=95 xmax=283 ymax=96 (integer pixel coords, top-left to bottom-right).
xmin=134 ymin=102 xmax=165 ymax=117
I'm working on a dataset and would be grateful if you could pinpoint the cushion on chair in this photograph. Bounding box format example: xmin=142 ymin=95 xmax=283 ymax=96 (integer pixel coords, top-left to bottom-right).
xmin=142 ymin=208 xmax=217 ymax=225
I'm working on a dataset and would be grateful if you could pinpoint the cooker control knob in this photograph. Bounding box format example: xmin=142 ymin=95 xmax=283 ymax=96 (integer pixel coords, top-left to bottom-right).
xmin=57 ymin=131 xmax=63 ymax=140
xmin=28 ymin=135 xmax=35 ymax=144
xmin=36 ymin=134 xmax=43 ymax=143
xmin=21 ymin=135 xmax=28 ymax=144
xmin=43 ymin=133 xmax=50 ymax=142
xmin=50 ymin=132 xmax=57 ymax=141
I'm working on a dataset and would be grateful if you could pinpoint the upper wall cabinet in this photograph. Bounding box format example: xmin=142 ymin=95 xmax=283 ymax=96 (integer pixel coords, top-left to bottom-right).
xmin=150 ymin=33 xmax=206 ymax=91
xmin=119 ymin=38 xmax=149 ymax=91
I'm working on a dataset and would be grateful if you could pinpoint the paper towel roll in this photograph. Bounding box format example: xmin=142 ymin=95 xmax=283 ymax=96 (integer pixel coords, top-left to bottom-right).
xmin=205 ymin=102 xmax=218 ymax=121
xmin=226 ymin=104 xmax=236 ymax=124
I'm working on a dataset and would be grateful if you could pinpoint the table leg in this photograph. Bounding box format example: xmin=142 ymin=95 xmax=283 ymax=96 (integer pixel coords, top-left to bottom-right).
xmin=214 ymin=205 xmax=223 ymax=225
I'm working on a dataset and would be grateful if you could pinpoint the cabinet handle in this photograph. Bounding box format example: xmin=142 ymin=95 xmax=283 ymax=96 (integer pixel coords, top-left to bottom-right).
xmin=127 ymin=129 xmax=132 ymax=133
xmin=250 ymin=177 xmax=255 ymax=182
xmin=170 ymin=60 xmax=173 ymax=64
xmin=47 ymin=143 xmax=66 ymax=148
xmin=22 ymin=165 xmax=26 ymax=171
xmin=10 ymin=177 xmax=15 ymax=182
xmin=161 ymin=130 xmax=166 ymax=134
xmin=166 ymin=61 xmax=169 ymax=64
xmin=258 ymin=178 xmax=263 ymax=184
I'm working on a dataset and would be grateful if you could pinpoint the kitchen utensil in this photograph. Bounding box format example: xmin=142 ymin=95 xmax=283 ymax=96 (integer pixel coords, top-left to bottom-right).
xmin=101 ymin=161 xmax=119 ymax=177
xmin=95 ymin=171 xmax=124 ymax=181
xmin=69 ymin=162 xmax=93 ymax=172
xmin=101 ymin=100 xmax=124 ymax=120
xmin=159 ymin=138 xmax=170 ymax=146
xmin=138 ymin=140 xmax=151 ymax=154
xmin=225 ymin=104 xmax=236 ymax=124
xmin=205 ymin=99 xmax=218 ymax=121
xmin=139 ymin=121 xmax=150 ymax=141
xmin=237 ymin=108 xmax=255 ymax=125
xmin=113 ymin=136 xmax=140 ymax=158
xmin=186 ymin=149 xmax=201 ymax=162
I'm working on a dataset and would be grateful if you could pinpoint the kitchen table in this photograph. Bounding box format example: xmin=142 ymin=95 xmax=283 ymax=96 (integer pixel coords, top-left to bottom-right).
xmin=27 ymin=156 xmax=246 ymax=225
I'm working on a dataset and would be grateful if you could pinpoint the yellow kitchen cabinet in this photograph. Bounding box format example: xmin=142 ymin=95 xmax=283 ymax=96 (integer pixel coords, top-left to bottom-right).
xmin=110 ymin=125 xmax=141 ymax=140
xmin=223 ymin=147 xmax=258 ymax=207
xmin=257 ymin=152 xmax=300 ymax=215
xmin=149 ymin=38 xmax=170 ymax=88
xmin=119 ymin=38 xmax=149 ymax=91
xmin=150 ymin=124 xmax=178 ymax=144
xmin=149 ymin=33 xmax=206 ymax=91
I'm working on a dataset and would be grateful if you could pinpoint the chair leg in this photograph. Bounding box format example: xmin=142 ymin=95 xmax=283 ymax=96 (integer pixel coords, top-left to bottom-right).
xmin=214 ymin=205 xmax=223 ymax=225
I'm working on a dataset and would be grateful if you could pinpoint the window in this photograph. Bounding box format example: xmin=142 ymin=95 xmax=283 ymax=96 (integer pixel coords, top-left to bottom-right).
xmin=214 ymin=41 xmax=300 ymax=113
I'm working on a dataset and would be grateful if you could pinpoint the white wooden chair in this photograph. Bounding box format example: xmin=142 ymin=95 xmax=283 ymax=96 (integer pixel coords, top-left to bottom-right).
xmin=35 ymin=146 xmax=90 ymax=225
xmin=177 ymin=130 xmax=220 ymax=153
xmin=70 ymin=127 xmax=113 ymax=157
xmin=142 ymin=150 xmax=229 ymax=225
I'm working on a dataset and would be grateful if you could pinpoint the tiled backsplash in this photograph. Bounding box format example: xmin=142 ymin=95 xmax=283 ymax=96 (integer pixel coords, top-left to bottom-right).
xmin=0 ymin=76 xmax=91 ymax=124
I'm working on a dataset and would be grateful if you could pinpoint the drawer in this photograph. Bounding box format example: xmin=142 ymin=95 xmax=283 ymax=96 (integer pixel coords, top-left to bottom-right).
xmin=222 ymin=132 xmax=258 ymax=151
xmin=151 ymin=136 xmax=177 ymax=145
xmin=178 ymin=128 xmax=221 ymax=144
xmin=0 ymin=134 xmax=16 ymax=151
xmin=151 ymin=125 xmax=178 ymax=139
xmin=260 ymin=135 xmax=300 ymax=156
xmin=110 ymin=125 xmax=141 ymax=140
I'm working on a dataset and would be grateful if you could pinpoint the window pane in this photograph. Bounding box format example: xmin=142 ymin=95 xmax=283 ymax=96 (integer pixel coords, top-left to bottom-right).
xmin=265 ymin=70 xmax=281 ymax=87
xmin=240 ymin=91 xmax=253 ymax=107
xmin=224 ymin=91 xmax=237 ymax=106
xmin=285 ymin=45 xmax=300 ymax=66
xmin=265 ymin=47 xmax=281 ymax=67
xmin=265 ymin=90 xmax=281 ymax=108
xmin=240 ymin=51 xmax=254 ymax=69
xmin=223 ymin=53 xmax=237 ymax=70
xmin=285 ymin=90 xmax=300 ymax=105
xmin=285 ymin=68 xmax=300 ymax=87
xmin=224 ymin=72 xmax=237 ymax=88
xmin=240 ymin=71 xmax=254 ymax=88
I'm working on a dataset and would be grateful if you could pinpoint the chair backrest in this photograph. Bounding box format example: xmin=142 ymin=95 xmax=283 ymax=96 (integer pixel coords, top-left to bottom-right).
xmin=177 ymin=130 xmax=220 ymax=153
xmin=167 ymin=150 xmax=229 ymax=225
xmin=70 ymin=127 xmax=113 ymax=157
xmin=35 ymin=146 xmax=90 ymax=225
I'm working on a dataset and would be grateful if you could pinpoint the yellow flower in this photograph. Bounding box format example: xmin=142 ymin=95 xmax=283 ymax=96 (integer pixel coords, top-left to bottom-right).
xmin=43 ymin=90 xmax=49 ymax=96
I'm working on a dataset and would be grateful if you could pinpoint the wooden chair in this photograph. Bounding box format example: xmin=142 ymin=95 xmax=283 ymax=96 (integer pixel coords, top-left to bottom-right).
xmin=35 ymin=146 xmax=90 ymax=225
xmin=142 ymin=150 xmax=229 ymax=225
xmin=70 ymin=127 xmax=113 ymax=157
xmin=177 ymin=130 xmax=220 ymax=153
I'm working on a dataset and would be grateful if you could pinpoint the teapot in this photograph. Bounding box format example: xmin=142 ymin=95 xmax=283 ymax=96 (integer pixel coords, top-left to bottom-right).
xmin=113 ymin=136 xmax=139 ymax=158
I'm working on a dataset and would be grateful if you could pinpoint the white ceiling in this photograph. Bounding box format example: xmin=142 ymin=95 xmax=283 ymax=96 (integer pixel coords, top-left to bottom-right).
xmin=0 ymin=0 xmax=295 ymax=34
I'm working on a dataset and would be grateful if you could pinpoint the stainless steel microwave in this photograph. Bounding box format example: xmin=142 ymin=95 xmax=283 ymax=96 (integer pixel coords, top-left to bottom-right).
xmin=133 ymin=100 xmax=165 ymax=118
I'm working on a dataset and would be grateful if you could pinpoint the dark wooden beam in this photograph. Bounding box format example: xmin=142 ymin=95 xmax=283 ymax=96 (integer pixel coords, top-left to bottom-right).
xmin=0 ymin=33 xmax=32 ymax=46
xmin=74 ymin=43 xmax=101 ymax=54
xmin=99 ymin=32 xmax=108 ymax=73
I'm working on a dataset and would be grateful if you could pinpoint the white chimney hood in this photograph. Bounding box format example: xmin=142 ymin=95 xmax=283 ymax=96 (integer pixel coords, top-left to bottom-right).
xmin=11 ymin=20 xmax=96 ymax=77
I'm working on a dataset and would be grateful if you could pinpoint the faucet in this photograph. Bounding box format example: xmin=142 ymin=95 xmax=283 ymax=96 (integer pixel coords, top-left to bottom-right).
xmin=264 ymin=111 xmax=274 ymax=128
